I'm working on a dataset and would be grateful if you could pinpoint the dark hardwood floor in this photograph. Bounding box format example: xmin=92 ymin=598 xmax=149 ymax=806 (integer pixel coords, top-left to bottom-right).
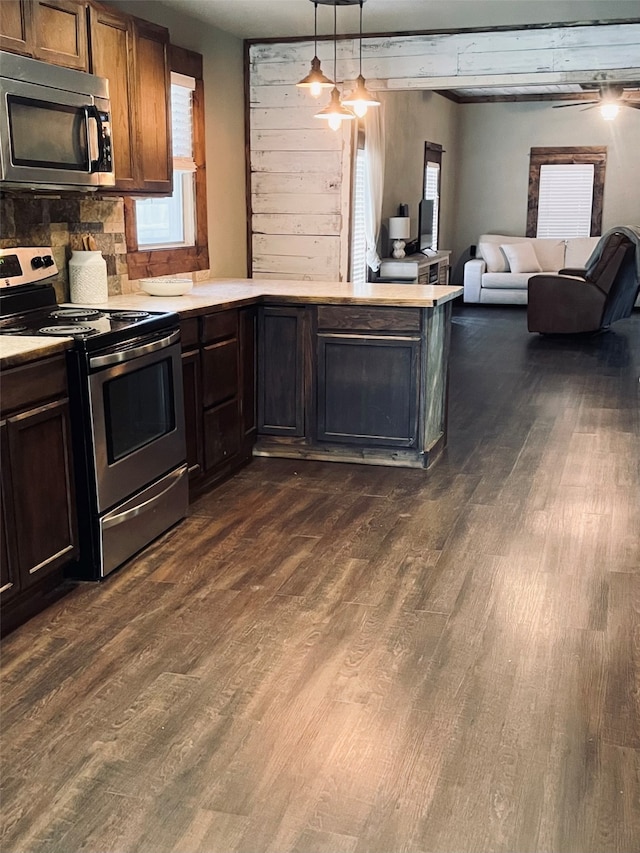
xmin=2 ymin=304 xmax=639 ymax=853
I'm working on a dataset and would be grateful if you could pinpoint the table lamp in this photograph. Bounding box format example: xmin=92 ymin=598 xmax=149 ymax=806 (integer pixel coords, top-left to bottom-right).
xmin=389 ymin=217 xmax=411 ymax=259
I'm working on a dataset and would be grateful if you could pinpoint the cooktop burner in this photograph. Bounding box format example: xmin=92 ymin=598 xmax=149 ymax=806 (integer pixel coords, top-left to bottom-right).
xmin=39 ymin=325 xmax=96 ymax=337
xmin=110 ymin=311 xmax=150 ymax=321
xmin=0 ymin=325 xmax=28 ymax=334
xmin=50 ymin=308 xmax=103 ymax=321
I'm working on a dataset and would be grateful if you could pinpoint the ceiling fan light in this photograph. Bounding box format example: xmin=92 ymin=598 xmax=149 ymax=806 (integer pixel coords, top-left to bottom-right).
xmin=600 ymin=102 xmax=619 ymax=120
xmin=314 ymin=87 xmax=356 ymax=130
xmin=297 ymin=56 xmax=334 ymax=96
xmin=342 ymin=74 xmax=380 ymax=117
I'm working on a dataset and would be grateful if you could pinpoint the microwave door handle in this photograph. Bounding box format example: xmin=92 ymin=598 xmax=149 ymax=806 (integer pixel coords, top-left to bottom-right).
xmin=85 ymin=105 xmax=105 ymax=173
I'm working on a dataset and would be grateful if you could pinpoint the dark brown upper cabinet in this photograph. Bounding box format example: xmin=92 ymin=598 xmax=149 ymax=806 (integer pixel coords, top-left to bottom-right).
xmin=0 ymin=0 xmax=89 ymax=70
xmin=89 ymin=6 xmax=172 ymax=195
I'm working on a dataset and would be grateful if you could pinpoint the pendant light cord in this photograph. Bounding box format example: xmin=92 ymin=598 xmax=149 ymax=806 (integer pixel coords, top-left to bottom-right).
xmin=333 ymin=1 xmax=337 ymax=83
xmin=314 ymin=2 xmax=318 ymax=57
xmin=359 ymin=0 xmax=363 ymax=74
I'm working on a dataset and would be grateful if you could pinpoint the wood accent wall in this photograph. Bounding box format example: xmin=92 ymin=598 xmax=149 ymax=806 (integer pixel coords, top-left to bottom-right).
xmin=247 ymin=22 xmax=640 ymax=282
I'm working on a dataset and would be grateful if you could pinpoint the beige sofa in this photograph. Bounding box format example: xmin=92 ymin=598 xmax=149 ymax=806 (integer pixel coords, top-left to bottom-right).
xmin=463 ymin=234 xmax=600 ymax=304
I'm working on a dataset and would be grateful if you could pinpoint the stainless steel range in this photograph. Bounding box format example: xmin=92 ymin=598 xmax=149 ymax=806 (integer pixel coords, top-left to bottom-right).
xmin=0 ymin=246 xmax=188 ymax=579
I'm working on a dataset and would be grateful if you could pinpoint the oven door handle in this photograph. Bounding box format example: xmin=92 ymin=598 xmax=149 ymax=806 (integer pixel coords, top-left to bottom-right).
xmin=89 ymin=330 xmax=180 ymax=369
xmin=101 ymin=467 xmax=185 ymax=530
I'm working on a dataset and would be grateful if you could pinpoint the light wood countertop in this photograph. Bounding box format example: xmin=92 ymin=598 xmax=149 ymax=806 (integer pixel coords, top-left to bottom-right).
xmin=0 ymin=336 xmax=74 ymax=369
xmin=73 ymin=278 xmax=463 ymax=316
xmin=1 ymin=278 xmax=462 ymax=368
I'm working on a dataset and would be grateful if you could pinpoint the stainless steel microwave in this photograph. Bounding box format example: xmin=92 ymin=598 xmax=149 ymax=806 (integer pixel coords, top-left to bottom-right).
xmin=0 ymin=51 xmax=115 ymax=191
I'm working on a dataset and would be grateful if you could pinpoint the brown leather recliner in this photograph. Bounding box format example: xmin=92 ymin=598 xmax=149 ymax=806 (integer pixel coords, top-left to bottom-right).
xmin=527 ymin=231 xmax=639 ymax=334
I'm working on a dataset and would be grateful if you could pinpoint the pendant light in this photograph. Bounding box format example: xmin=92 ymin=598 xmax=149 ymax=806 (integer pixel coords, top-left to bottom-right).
xmin=296 ymin=1 xmax=334 ymax=97
xmin=342 ymin=0 xmax=380 ymax=117
xmin=314 ymin=1 xmax=356 ymax=131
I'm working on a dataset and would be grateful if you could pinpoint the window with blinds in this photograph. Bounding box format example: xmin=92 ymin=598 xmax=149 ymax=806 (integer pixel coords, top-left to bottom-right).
xmin=136 ymin=73 xmax=197 ymax=248
xmin=424 ymin=162 xmax=440 ymax=250
xmin=350 ymin=148 xmax=367 ymax=285
xmin=536 ymin=164 xmax=595 ymax=238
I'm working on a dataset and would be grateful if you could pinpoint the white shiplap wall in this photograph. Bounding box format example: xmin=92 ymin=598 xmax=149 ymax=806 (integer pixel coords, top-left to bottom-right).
xmin=248 ymin=22 xmax=640 ymax=281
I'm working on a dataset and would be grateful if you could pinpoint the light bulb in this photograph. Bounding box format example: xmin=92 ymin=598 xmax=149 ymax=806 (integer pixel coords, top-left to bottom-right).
xmin=310 ymin=81 xmax=322 ymax=98
xmin=353 ymin=101 xmax=368 ymax=118
xmin=600 ymin=102 xmax=619 ymax=121
xmin=328 ymin=114 xmax=342 ymax=131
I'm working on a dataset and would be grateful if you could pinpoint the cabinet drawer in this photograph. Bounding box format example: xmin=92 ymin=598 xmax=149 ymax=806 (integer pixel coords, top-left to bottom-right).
xmin=201 ymin=310 xmax=238 ymax=344
xmin=180 ymin=316 xmax=199 ymax=350
xmin=1 ymin=356 xmax=67 ymax=416
xmin=202 ymin=339 xmax=238 ymax=408
xmin=317 ymin=306 xmax=421 ymax=332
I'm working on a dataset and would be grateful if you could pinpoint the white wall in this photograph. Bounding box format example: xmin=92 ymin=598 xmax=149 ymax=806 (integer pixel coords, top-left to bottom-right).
xmin=380 ymin=91 xmax=460 ymax=257
xmin=109 ymin=0 xmax=247 ymax=277
xmin=454 ymin=100 xmax=640 ymax=260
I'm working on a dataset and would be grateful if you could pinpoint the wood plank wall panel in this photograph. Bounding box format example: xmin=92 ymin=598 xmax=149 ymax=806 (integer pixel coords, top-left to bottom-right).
xmin=248 ymin=23 xmax=640 ymax=282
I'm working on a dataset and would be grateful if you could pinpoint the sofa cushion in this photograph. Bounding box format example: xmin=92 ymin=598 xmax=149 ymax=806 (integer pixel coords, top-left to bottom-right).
xmin=564 ymin=236 xmax=600 ymax=268
xmin=482 ymin=272 xmax=533 ymax=289
xmin=478 ymin=241 xmax=509 ymax=272
xmin=530 ymin=238 xmax=565 ymax=272
xmin=501 ymin=242 xmax=542 ymax=274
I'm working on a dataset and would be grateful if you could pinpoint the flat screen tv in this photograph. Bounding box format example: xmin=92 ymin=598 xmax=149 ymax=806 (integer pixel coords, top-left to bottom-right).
xmin=418 ymin=198 xmax=435 ymax=252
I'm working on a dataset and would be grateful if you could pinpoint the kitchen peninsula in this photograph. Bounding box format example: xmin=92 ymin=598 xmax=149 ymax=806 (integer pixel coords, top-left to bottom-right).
xmin=85 ymin=279 xmax=462 ymax=471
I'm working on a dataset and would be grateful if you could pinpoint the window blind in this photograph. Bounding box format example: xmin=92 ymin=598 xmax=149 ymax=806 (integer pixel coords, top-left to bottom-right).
xmin=170 ymin=74 xmax=196 ymax=171
xmin=536 ymin=164 xmax=594 ymax=238
xmin=350 ymin=149 xmax=367 ymax=285
xmin=424 ymin=162 xmax=440 ymax=250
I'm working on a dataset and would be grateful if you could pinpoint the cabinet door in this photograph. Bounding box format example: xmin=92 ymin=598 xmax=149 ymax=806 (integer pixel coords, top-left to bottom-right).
xmin=181 ymin=349 xmax=203 ymax=481
xmin=0 ymin=422 xmax=19 ymax=603
xmin=0 ymin=0 xmax=32 ymax=55
xmin=89 ymin=5 xmax=136 ymax=192
xmin=317 ymin=333 xmax=420 ymax=447
xmin=203 ymin=399 xmax=241 ymax=471
xmin=5 ymin=399 xmax=78 ymax=587
xmin=32 ymin=0 xmax=88 ymax=70
xmin=258 ymin=307 xmax=305 ymax=436
xmin=132 ymin=17 xmax=172 ymax=194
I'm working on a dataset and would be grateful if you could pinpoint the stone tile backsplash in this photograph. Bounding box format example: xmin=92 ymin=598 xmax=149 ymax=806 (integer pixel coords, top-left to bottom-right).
xmin=1 ymin=195 xmax=131 ymax=302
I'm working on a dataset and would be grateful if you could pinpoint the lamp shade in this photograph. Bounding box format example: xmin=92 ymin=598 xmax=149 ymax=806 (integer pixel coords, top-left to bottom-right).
xmin=389 ymin=217 xmax=411 ymax=240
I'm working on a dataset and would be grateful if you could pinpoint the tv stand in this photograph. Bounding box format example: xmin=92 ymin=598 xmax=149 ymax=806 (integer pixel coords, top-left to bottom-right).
xmin=378 ymin=251 xmax=450 ymax=285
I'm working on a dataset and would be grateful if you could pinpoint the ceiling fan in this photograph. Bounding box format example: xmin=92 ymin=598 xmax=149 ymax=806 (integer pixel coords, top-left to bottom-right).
xmin=552 ymin=84 xmax=640 ymax=119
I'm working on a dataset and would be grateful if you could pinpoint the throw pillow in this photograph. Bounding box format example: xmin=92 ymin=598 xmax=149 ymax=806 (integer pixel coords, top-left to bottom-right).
xmin=531 ymin=238 xmax=565 ymax=272
xmin=501 ymin=242 xmax=542 ymax=274
xmin=479 ymin=241 xmax=509 ymax=273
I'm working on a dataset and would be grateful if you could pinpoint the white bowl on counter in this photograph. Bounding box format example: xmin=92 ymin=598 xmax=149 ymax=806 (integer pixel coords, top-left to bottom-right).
xmin=139 ymin=277 xmax=194 ymax=297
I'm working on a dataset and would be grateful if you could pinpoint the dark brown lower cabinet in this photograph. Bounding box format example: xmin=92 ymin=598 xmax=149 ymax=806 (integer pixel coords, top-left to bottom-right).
xmin=316 ymin=333 xmax=420 ymax=447
xmin=1 ymin=355 xmax=78 ymax=634
xmin=258 ymin=306 xmax=305 ymax=436
xmin=180 ymin=307 xmax=256 ymax=497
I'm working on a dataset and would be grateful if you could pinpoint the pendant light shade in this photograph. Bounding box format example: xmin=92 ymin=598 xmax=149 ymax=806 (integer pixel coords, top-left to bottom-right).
xmin=342 ymin=74 xmax=380 ymax=117
xmin=297 ymin=56 xmax=334 ymax=97
xmin=297 ymin=2 xmax=334 ymax=97
xmin=342 ymin=0 xmax=379 ymax=117
xmin=315 ymin=86 xmax=357 ymax=130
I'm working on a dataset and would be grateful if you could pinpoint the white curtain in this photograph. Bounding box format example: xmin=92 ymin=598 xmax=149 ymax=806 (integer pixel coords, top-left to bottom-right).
xmin=363 ymin=103 xmax=385 ymax=273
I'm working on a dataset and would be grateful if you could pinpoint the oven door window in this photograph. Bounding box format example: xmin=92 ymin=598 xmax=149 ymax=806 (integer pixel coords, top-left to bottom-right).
xmin=8 ymin=96 xmax=89 ymax=171
xmin=103 ymin=359 xmax=176 ymax=463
